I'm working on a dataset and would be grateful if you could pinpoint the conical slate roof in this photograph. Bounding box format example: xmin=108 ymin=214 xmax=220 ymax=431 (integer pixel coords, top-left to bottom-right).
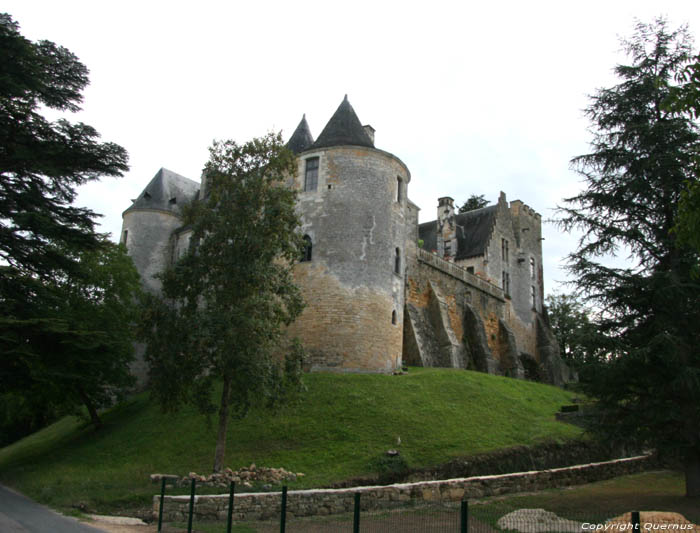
xmin=286 ymin=114 xmax=314 ymax=154
xmin=310 ymin=95 xmax=375 ymax=150
xmin=124 ymin=168 xmax=199 ymax=215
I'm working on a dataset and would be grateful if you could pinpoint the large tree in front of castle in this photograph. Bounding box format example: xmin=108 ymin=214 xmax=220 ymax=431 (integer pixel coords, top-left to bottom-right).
xmin=558 ymin=19 xmax=700 ymax=496
xmin=141 ymin=133 xmax=305 ymax=473
xmin=0 ymin=14 xmax=138 ymax=437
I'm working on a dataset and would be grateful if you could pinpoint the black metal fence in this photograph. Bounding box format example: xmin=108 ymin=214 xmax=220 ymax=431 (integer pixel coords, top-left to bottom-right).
xmin=156 ymin=479 xmax=698 ymax=533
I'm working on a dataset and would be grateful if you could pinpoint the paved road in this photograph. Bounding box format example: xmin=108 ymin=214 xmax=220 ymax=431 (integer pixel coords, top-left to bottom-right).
xmin=0 ymin=484 xmax=104 ymax=532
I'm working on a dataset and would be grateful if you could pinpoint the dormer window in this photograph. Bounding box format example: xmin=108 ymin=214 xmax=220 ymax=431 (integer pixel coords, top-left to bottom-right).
xmin=143 ymin=192 xmax=151 ymax=200
xmin=304 ymin=157 xmax=319 ymax=192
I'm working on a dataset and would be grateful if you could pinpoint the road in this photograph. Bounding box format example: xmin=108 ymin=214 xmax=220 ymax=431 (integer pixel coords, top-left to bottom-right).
xmin=0 ymin=483 xmax=106 ymax=533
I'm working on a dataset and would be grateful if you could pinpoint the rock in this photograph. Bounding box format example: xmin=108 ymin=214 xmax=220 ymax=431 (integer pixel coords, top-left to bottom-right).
xmin=497 ymin=509 xmax=582 ymax=533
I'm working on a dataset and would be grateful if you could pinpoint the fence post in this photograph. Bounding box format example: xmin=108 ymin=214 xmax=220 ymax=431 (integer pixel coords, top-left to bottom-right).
xmin=280 ymin=485 xmax=287 ymax=533
xmin=226 ymin=481 xmax=235 ymax=533
xmin=157 ymin=477 xmax=166 ymax=533
xmin=187 ymin=478 xmax=196 ymax=533
xmin=631 ymin=511 xmax=640 ymax=532
xmin=353 ymin=492 xmax=361 ymax=533
xmin=461 ymin=500 xmax=469 ymax=533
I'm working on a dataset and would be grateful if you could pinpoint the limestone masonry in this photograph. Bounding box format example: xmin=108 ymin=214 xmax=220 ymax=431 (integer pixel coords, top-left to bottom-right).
xmin=122 ymin=96 xmax=572 ymax=385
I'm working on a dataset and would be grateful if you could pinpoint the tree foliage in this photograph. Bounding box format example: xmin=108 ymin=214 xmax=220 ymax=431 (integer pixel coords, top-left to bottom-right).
xmin=1 ymin=241 xmax=142 ymax=429
xmin=666 ymin=53 xmax=700 ymax=256
xmin=0 ymin=14 xmax=135 ymax=434
xmin=557 ymin=18 xmax=700 ymax=497
xmin=458 ymin=194 xmax=489 ymax=213
xmin=544 ymin=292 xmax=603 ymax=372
xmin=140 ymin=133 xmax=306 ymax=472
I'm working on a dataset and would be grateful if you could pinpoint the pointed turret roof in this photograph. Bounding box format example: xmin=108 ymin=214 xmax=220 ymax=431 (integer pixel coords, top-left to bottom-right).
xmin=310 ymin=95 xmax=375 ymax=150
xmin=124 ymin=168 xmax=199 ymax=215
xmin=286 ymin=114 xmax=314 ymax=154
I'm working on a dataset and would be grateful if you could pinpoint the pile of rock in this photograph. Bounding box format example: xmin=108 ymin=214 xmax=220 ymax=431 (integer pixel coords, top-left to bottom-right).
xmin=151 ymin=464 xmax=304 ymax=489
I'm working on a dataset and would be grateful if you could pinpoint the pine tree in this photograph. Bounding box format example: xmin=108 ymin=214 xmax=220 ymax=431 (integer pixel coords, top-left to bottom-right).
xmin=0 ymin=14 xmax=134 ymax=433
xmin=558 ymin=18 xmax=700 ymax=497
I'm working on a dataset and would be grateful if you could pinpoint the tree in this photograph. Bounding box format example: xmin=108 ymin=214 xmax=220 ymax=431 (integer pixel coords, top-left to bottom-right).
xmin=458 ymin=194 xmax=488 ymax=213
xmin=1 ymin=241 xmax=142 ymax=429
xmin=666 ymin=53 xmax=700 ymax=255
xmin=557 ymin=18 xmax=700 ymax=497
xmin=0 ymin=14 xmax=128 ymax=279
xmin=140 ymin=133 xmax=306 ymax=473
xmin=544 ymin=292 xmax=602 ymax=371
xmin=0 ymin=14 xmax=133 ymax=433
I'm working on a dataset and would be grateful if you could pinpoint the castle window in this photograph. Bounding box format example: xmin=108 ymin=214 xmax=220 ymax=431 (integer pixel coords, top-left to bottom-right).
xmin=467 ymin=266 xmax=474 ymax=274
xmin=502 ymin=270 xmax=510 ymax=295
xmin=392 ymin=310 xmax=397 ymax=325
xmin=531 ymin=285 xmax=537 ymax=308
xmin=530 ymin=257 xmax=536 ymax=279
xmin=301 ymin=235 xmax=312 ymax=262
xmin=394 ymin=248 xmax=401 ymax=275
xmin=122 ymin=230 xmax=128 ymax=246
xmin=304 ymin=157 xmax=319 ymax=191
xmin=397 ymin=177 xmax=403 ymax=202
xmin=501 ymin=238 xmax=509 ymax=262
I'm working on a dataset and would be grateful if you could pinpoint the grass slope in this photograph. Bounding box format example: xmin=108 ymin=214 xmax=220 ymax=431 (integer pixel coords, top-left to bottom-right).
xmin=0 ymin=368 xmax=581 ymax=514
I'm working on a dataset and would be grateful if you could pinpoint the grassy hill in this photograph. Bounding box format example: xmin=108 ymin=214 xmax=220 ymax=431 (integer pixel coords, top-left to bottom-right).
xmin=0 ymin=368 xmax=581 ymax=515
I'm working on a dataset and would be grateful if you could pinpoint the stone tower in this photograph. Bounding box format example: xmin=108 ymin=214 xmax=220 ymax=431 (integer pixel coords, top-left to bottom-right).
xmin=286 ymin=96 xmax=411 ymax=372
xmin=121 ymin=168 xmax=199 ymax=293
xmin=120 ymin=168 xmax=199 ymax=385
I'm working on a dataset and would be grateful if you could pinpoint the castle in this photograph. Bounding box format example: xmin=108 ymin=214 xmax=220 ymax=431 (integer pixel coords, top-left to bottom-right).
xmin=122 ymin=96 xmax=572 ymax=385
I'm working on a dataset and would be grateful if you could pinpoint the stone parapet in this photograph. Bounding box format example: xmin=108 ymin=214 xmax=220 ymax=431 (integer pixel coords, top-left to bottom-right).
xmin=155 ymin=454 xmax=653 ymax=522
xmin=417 ymin=249 xmax=504 ymax=301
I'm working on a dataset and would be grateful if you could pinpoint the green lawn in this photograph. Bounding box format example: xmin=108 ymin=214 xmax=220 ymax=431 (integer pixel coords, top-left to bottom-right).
xmin=0 ymin=368 xmax=581 ymax=516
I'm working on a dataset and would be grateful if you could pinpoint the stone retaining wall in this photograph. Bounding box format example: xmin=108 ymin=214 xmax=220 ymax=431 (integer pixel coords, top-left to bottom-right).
xmin=155 ymin=454 xmax=654 ymax=522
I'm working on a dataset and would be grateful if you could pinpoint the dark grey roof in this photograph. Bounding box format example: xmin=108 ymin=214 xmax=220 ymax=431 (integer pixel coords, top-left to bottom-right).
xmin=418 ymin=205 xmax=498 ymax=259
xmin=310 ymin=95 xmax=375 ymax=150
xmin=125 ymin=168 xmax=200 ymax=214
xmin=286 ymin=115 xmax=314 ymax=154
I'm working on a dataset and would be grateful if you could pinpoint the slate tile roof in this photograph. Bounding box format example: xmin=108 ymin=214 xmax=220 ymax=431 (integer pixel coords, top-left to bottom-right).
xmin=310 ymin=95 xmax=375 ymax=150
xmin=125 ymin=168 xmax=199 ymax=215
xmin=418 ymin=205 xmax=498 ymax=259
xmin=286 ymin=114 xmax=314 ymax=154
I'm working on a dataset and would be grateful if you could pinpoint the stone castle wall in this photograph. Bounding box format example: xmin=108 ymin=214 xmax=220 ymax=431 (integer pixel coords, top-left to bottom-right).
xmin=156 ymin=454 xmax=653 ymax=523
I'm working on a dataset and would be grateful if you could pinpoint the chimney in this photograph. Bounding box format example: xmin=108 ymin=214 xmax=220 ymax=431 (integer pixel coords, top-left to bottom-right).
xmin=437 ymin=197 xmax=456 ymax=260
xmin=363 ymin=124 xmax=375 ymax=145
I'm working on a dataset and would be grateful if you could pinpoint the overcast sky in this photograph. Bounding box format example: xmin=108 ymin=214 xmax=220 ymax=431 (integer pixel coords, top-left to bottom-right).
xmin=6 ymin=0 xmax=700 ymax=294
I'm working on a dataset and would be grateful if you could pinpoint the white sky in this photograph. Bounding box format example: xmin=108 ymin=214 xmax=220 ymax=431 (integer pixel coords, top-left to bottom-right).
xmin=6 ymin=0 xmax=700 ymax=294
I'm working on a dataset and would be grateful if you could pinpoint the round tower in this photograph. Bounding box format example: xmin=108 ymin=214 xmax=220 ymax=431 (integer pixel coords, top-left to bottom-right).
xmin=286 ymin=97 xmax=411 ymax=372
xmin=120 ymin=168 xmax=199 ymax=293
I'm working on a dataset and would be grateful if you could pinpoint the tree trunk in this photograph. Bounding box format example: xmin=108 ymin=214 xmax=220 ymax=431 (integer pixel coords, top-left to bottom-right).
xmin=685 ymin=452 xmax=700 ymax=497
xmin=77 ymin=387 xmax=102 ymax=430
xmin=213 ymin=375 xmax=231 ymax=473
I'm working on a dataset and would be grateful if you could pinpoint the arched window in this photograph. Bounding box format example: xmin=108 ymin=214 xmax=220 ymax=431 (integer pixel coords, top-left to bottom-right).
xmin=392 ymin=310 xmax=397 ymax=325
xmin=301 ymin=235 xmax=312 ymax=262
xmin=394 ymin=247 xmax=401 ymax=274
